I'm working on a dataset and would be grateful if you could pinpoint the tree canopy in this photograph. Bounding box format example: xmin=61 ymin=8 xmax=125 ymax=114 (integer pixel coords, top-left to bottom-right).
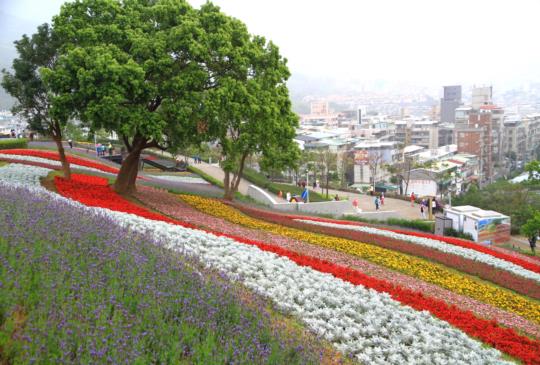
xmin=2 ymin=23 xmax=72 ymax=178
xmin=42 ymin=0 xmax=213 ymax=193
xmin=41 ymin=0 xmax=299 ymax=197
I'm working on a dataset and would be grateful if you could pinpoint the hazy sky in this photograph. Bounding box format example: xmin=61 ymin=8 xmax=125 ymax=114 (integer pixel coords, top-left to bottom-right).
xmin=2 ymin=0 xmax=540 ymax=89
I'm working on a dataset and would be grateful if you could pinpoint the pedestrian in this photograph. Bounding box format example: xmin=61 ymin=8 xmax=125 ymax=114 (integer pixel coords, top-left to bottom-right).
xmin=278 ymin=190 xmax=283 ymax=199
xmin=334 ymin=194 xmax=340 ymax=201
xmin=96 ymin=143 xmax=102 ymax=156
xmin=380 ymin=192 xmax=384 ymax=205
xmin=352 ymin=198 xmax=359 ymax=212
xmin=286 ymin=192 xmax=291 ymax=202
xmin=313 ymin=181 xmax=317 ymax=189
xmin=68 ymin=139 xmax=73 ymax=149
xmin=529 ymin=233 xmax=537 ymax=255
xmin=108 ymin=142 xmax=113 ymax=156
xmin=421 ymin=204 xmax=426 ymax=219
xmin=374 ymin=196 xmax=380 ymax=210
xmin=301 ymin=187 xmax=309 ymax=203
xmin=410 ymin=192 xmax=415 ymax=207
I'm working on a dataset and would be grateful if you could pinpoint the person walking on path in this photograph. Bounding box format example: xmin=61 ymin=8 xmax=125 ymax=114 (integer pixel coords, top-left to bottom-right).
xmin=68 ymin=139 xmax=73 ymax=149
xmin=352 ymin=198 xmax=359 ymax=212
xmin=374 ymin=196 xmax=380 ymax=210
xmin=420 ymin=204 xmax=426 ymax=219
xmin=286 ymin=192 xmax=291 ymax=203
xmin=410 ymin=192 xmax=415 ymax=207
xmin=108 ymin=142 xmax=113 ymax=156
xmin=380 ymin=192 xmax=385 ymax=205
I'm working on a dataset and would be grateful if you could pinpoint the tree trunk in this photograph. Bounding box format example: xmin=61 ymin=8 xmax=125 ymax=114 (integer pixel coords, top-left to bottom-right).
xmin=114 ymin=147 xmax=142 ymax=194
xmin=51 ymin=123 xmax=71 ymax=179
xmin=224 ymin=170 xmax=234 ymax=200
xmin=326 ymin=171 xmax=329 ymax=199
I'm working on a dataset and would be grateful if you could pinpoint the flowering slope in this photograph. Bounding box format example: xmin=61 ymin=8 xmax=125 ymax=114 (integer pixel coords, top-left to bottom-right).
xmin=285 ymin=212 xmax=540 ymax=270
xmin=294 ymin=219 xmax=540 ymax=283
xmin=51 ymin=176 xmax=515 ymax=364
xmin=51 ymin=175 xmax=540 ymax=363
xmin=181 ymin=195 xmax=540 ymax=324
xmin=0 ymin=149 xmax=119 ymax=174
xmin=136 ymin=186 xmax=540 ymax=338
xmin=0 ymin=183 xmax=330 ymax=364
xmin=0 ymin=153 xmax=115 ymax=175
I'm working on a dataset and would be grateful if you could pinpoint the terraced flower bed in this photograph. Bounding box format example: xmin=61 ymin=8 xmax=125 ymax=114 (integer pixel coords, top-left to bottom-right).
xmin=0 ymin=167 xmax=335 ymax=364
xmin=2 ymin=160 xmax=540 ymax=364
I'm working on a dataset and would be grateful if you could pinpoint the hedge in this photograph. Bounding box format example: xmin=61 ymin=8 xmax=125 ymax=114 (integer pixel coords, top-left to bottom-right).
xmin=0 ymin=138 xmax=28 ymax=150
xmin=342 ymin=215 xmax=435 ymax=233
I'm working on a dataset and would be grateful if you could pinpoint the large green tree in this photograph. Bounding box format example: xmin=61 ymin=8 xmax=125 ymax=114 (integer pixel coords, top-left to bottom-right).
xmin=203 ymin=15 xmax=299 ymax=200
xmin=42 ymin=0 xmax=210 ymax=193
xmin=2 ymin=23 xmax=72 ymax=178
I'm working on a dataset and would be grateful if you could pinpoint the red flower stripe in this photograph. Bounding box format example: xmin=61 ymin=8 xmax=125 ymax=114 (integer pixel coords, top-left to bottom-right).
xmin=235 ymin=205 xmax=540 ymax=272
xmin=54 ymin=174 xmax=540 ymax=364
xmin=0 ymin=158 xmax=61 ymax=171
xmin=2 ymin=149 xmax=120 ymax=174
xmin=231 ymin=203 xmax=540 ymax=299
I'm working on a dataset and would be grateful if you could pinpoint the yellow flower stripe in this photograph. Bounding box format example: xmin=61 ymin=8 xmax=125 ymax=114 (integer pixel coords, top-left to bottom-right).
xmin=179 ymin=194 xmax=540 ymax=324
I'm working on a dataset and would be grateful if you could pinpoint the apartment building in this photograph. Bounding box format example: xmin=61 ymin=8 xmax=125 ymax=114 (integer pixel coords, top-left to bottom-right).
xmin=395 ymin=119 xmax=439 ymax=149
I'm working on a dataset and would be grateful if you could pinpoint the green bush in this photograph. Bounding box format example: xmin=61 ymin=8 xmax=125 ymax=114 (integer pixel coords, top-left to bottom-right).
xmin=187 ymin=165 xmax=224 ymax=188
xmin=444 ymin=227 xmax=474 ymax=241
xmin=342 ymin=215 xmax=434 ymax=232
xmin=0 ymin=138 xmax=28 ymax=150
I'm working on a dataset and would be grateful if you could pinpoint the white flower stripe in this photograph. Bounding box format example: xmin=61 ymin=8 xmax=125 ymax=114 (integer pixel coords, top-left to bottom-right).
xmin=0 ymin=165 xmax=510 ymax=364
xmin=295 ymin=219 xmax=540 ymax=283
xmin=0 ymin=153 xmax=114 ymax=175
xmin=0 ymin=163 xmax=52 ymax=186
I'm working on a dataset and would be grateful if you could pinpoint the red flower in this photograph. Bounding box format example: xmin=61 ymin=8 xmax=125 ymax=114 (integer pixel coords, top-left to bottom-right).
xmin=1 ymin=149 xmax=120 ymax=174
xmin=54 ymin=174 xmax=540 ymax=365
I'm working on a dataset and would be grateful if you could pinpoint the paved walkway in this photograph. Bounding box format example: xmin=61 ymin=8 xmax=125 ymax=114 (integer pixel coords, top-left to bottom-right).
xmin=149 ymin=150 xmax=280 ymax=200
xmin=301 ymin=185 xmax=428 ymax=220
xmin=29 ymin=142 xmax=428 ymax=219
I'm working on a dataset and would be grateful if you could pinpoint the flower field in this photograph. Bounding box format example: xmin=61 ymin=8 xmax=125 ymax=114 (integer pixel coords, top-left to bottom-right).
xmin=2 ymin=155 xmax=540 ymax=364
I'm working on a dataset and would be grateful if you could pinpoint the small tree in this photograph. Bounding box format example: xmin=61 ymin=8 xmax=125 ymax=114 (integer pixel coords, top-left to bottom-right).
xmin=367 ymin=151 xmax=384 ymax=191
xmin=525 ymin=160 xmax=540 ymax=181
xmin=205 ymin=18 xmax=298 ymax=200
xmin=522 ymin=211 xmax=540 ymax=243
xmin=2 ymin=23 xmax=71 ymax=178
xmin=315 ymin=149 xmax=337 ymax=198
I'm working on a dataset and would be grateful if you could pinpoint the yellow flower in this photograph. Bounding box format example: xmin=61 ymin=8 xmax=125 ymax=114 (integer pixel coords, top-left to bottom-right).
xmin=178 ymin=194 xmax=540 ymax=324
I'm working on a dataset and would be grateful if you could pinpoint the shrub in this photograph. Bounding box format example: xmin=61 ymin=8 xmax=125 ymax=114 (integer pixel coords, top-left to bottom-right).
xmin=0 ymin=138 xmax=28 ymax=150
xmin=343 ymin=215 xmax=434 ymax=233
xmin=444 ymin=227 xmax=474 ymax=241
xmin=187 ymin=165 xmax=224 ymax=188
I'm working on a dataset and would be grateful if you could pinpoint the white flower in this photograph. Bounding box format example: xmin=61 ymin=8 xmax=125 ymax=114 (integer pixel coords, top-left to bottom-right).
xmin=296 ymin=218 xmax=540 ymax=283
xmin=0 ymin=165 xmax=512 ymax=365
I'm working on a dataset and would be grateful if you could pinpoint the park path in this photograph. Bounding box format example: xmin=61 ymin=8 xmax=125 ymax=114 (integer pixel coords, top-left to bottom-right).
xmin=29 ymin=141 xmax=424 ymax=219
xmin=147 ymin=150 xmax=282 ymax=200
xmin=311 ymin=186 xmax=426 ymax=220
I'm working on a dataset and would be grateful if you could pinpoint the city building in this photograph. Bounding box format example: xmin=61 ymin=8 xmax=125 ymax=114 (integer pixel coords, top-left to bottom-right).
xmin=503 ymin=115 xmax=528 ymax=164
xmin=440 ymin=85 xmax=461 ymax=123
xmin=310 ymin=100 xmax=329 ymax=115
xmin=438 ymin=123 xmax=454 ymax=147
xmin=352 ymin=141 xmax=398 ymax=186
xmin=395 ymin=119 xmax=439 ymax=149
xmin=471 ymin=86 xmax=493 ymax=109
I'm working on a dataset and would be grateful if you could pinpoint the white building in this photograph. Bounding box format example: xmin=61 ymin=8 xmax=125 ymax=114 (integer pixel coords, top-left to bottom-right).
xmin=444 ymin=206 xmax=511 ymax=243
